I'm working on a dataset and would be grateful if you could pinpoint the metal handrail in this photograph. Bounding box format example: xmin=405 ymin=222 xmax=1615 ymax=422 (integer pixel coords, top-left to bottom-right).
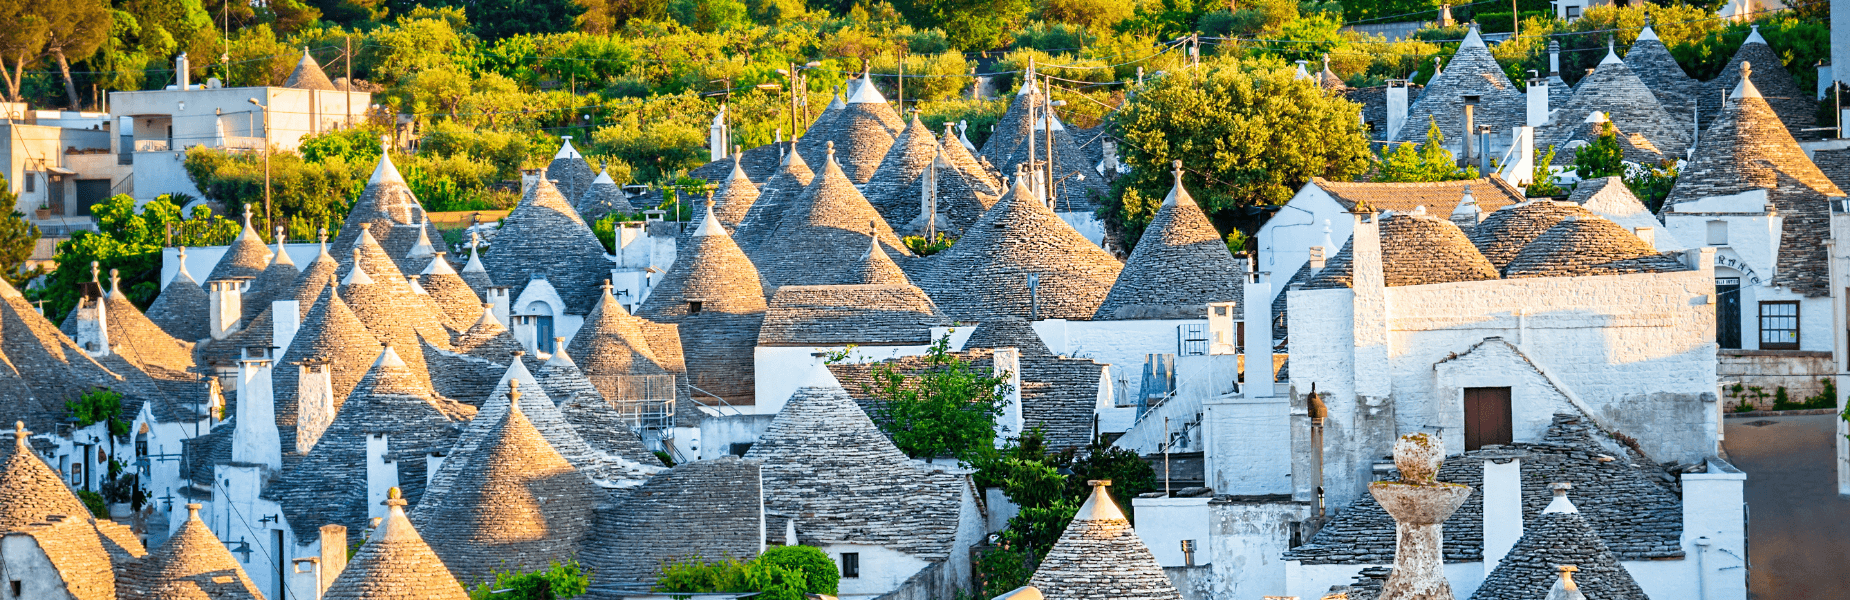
xmin=687 ymin=383 xmax=744 ymax=416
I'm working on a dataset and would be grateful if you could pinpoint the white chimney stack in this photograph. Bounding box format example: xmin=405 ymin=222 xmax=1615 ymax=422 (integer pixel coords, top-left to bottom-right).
xmin=1483 ymin=457 xmax=1523 ymax=576
xmin=232 ymin=350 xmax=282 ymax=470
xmin=1527 ymin=79 xmax=1550 ymax=127
xmin=1387 ymin=81 xmax=1409 ymax=140
xmin=1244 ymin=273 xmax=1275 ymax=390
xmin=208 ymin=280 xmax=242 ymax=340
xmin=366 ymin=433 xmax=397 ymax=522
xmin=177 ymin=53 xmax=191 ymax=89
xmin=709 ymin=105 xmax=729 ymax=162
xmin=272 ymin=299 xmax=301 ymax=353
xmin=1634 ymin=227 xmax=1656 ymax=247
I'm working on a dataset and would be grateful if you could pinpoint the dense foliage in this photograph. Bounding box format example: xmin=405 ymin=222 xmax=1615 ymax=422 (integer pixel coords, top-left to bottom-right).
xmin=654 ymin=546 xmax=839 ymax=600
xmin=66 ymin=389 xmax=129 ymax=437
xmin=1375 ymin=119 xmax=1477 ymax=183
xmin=969 ymin=431 xmax=1156 ymax=597
xmin=853 ymin=334 xmax=1013 ymax=460
xmin=465 ymin=560 xmax=590 ymax=600
xmin=1572 ymin=121 xmax=1625 ymax=180
xmin=0 ymin=176 xmax=43 ymax=286
xmin=30 ymin=195 xmax=239 ymax=323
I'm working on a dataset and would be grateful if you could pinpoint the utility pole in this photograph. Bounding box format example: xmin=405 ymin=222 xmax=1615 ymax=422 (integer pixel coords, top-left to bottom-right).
xmin=1045 ymin=73 xmax=1056 ymax=209
xmin=1512 ymin=0 xmax=1520 ymax=37
xmin=345 ymin=36 xmax=353 ymax=129
xmin=1025 ymin=58 xmax=1037 ymax=202
xmin=247 ymin=98 xmax=271 ymax=230
xmin=897 ymin=47 xmax=905 ymax=113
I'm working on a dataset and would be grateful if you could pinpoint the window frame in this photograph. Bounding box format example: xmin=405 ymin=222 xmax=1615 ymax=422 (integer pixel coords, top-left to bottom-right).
xmin=841 ymin=552 xmax=860 ymax=578
xmin=1757 ymin=300 xmax=1800 ymax=350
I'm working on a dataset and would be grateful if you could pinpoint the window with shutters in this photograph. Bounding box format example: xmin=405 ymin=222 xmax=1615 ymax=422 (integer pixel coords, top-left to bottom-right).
xmin=1758 ymin=301 xmax=1799 ymax=350
xmin=1463 ymin=387 xmax=1513 ymax=451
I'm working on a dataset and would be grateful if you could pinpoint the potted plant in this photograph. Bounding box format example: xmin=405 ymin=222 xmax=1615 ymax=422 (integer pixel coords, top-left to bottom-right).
xmin=35 ymin=202 xmax=50 ymax=220
xmin=101 ymin=468 xmax=135 ymax=519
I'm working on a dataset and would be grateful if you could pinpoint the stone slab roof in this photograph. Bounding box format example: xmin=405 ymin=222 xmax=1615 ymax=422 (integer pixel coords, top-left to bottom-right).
xmin=534 ymin=351 xmax=665 ymax=466
xmin=1285 ymin=414 xmax=1683 ymax=564
xmin=735 ymin=146 xmax=813 ymax=252
xmin=1664 ymin=76 xmax=1842 ymax=296
xmin=1811 ymin=148 xmax=1850 ymax=193
xmin=146 ymin=259 xmax=210 ymax=342
xmin=750 ymin=149 xmax=914 ymax=288
xmin=271 ymin=285 xmax=381 ymax=454
xmin=570 ymin=286 xmax=684 ymax=378
xmin=323 ymin=489 xmax=471 ymax=600
xmin=913 ymin=179 xmax=1122 ymax=321
xmin=264 ymin=347 xmax=475 ymax=541
xmin=6 ymin=517 xmax=124 ymax=600
xmin=128 ymin=505 xmax=263 ymax=600
xmin=1314 ymin=177 xmax=1523 ymax=217
xmin=580 ymin=456 xmax=765 ymax=587
xmin=482 ymin=177 xmax=612 ymax=315
xmin=689 ymin=142 xmax=783 ymax=184
xmin=1028 ymin=483 xmax=1181 ymax=600
xmin=940 ymin=123 xmax=1004 ymax=194
xmin=864 ymin=117 xmax=945 ymax=226
xmin=1622 ymin=30 xmax=1702 ymax=127
xmin=1 ymin=424 xmax=92 ymax=531
xmin=1504 ymin=218 xmax=1688 ymax=278
xmin=1345 ymin=83 xmax=1424 ymax=139
xmin=1468 ymin=503 xmax=1649 ymax=600
xmin=413 ymin=394 xmax=603 ymax=585
xmin=333 ymin=152 xmax=433 ymax=259
xmin=759 ymin=284 xmax=948 ymax=346
xmin=981 ymin=90 xmax=1111 ymax=212
xmin=420 ymin=258 xmax=486 ymax=331
xmin=744 ymin=385 xmax=967 ymax=560
xmin=1708 ymin=32 xmax=1817 ymax=140
xmin=547 ymin=140 xmax=597 ymax=204
xmin=1539 ymin=57 xmax=1690 ymax=158
xmin=1306 ymin=212 xmax=1499 ymax=289
xmin=637 ymin=207 xmax=766 ymax=405
xmin=795 ymin=93 xmax=901 ymax=183
xmin=63 ymin=287 xmax=197 ymax=378
xmin=1391 ymin=27 xmax=1526 ymax=145
xmin=285 ymin=49 xmax=338 ymax=90
xmin=239 ymin=242 xmax=301 ymax=329
xmin=1095 ymin=171 xmax=1245 ymax=320
xmin=577 ymin=176 xmax=636 ymax=223
xmin=1468 ymin=200 xmax=1598 ymax=271
xmin=706 ymin=157 xmax=761 ymax=232
xmin=206 ymin=217 xmax=272 ymax=283
xmin=0 ymin=285 xmax=155 ymax=433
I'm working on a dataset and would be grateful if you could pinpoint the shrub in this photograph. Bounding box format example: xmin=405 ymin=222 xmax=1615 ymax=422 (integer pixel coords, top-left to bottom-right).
xmin=902 ymin=233 xmax=954 ymax=256
xmin=66 ymin=390 xmax=129 ymax=437
xmin=653 ymin=549 xmax=838 ymax=600
xmin=465 ymin=560 xmax=590 ymax=600
xmin=78 ymin=490 xmax=107 ymax=518
xmin=756 ymin=545 xmax=840 ymax=597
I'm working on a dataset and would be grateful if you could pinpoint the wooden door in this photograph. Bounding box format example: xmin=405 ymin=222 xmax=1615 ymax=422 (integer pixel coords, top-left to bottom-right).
xmin=1464 ymin=387 xmax=1513 ymax=450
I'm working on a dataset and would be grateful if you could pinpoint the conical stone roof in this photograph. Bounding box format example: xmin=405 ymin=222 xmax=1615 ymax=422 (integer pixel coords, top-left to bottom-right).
xmin=983 ymin=89 xmax=1110 ymax=212
xmin=1393 ymin=25 xmax=1525 ymax=145
xmin=332 ymin=150 xmax=436 ymax=257
xmin=1307 ymin=212 xmax=1500 ymax=289
xmin=271 ymin=284 xmax=382 ymax=455
xmin=708 ymin=154 xmax=761 ymax=231
xmin=97 ymin=277 xmax=197 ymax=378
xmin=1541 ymin=49 xmax=1690 ymax=158
xmin=1504 ymin=217 xmax=1687 ymax=278
xmin=454 ymin=306 xmax=523 ymax=362
xmin=532 ymin=348 xmax=665 ymax=466
xmin=206 ymin=211 xmax=273 ymax=282
xmin=0 ymin=280 xmax=155 ymax=433
xmin=577 ymin=169 xmax=635 ymax=222
xmin=753 ymin=146 xmax=914 ymax=288
xmin=914 ymin=177 xmax=1122 ymax=320
xmin=1469 ymin=488 xmax=1649 ymax=600
xmin=338 ymin=243 xmax=449 ymax=376
xmin=482 ymin=177 xmax=611 ymax=314
xmin=1095 ymin=165 xmax=1244 ymax=320
xmin=412 ymin=385 xmax=602 ymax=584
xmin=129 ymin=504 xmax=263 ymax=600
xmin=864 ymin=116 xmax=945 ymax=226
xmin=1708 ymin=27 xmax=1817 ymax=140
xmin=547 ymin=139 xmax=597 ymax=203
xmin=239 ymin=230 xmax=300 ymax=326
xmin=637 ymin=203 xmax=765 ymax=404
xmin=1469 ymin=200 xmax=1598 ymax=271
xmin=569 ymin=284 xmax=679 ymax=378
xmin=940 ymin=122 xmax=1004 ymax=193
xmin=322 ymin=488 xmax=471 ymax=600
xmin=1666 ymin=67 xmax=1844 ymax=296
xmin=0 ymin=422 xmax=91 ymax=531
xmin=795 ymin=82 xmax=901 ymax=183
xmin=903 ymin=150 xmax=1003 ymax=236
xmin=1623 ymin=26 xmax=1702 ymax=127
xmin=854 ymin=232 xmax=911 ymax=286
xmin=459 ymin=233 xmax=495 ymax=297
xmin=419 ymin=254 xmax=485 ymax=330
xmin=1027 ymin=482 xmax=1182 ymax=600
xmin=736 ymin=145 xmax=814 ymax=251
xmin=146 ymin=249 xmax=210 ymax=341
xmin=266 ymin=346 xmax=474 ymax=541
xmin=284 ymin=48 xmax=338 ymax=91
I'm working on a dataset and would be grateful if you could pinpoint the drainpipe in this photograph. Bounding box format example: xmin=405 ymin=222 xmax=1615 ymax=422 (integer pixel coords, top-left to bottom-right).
xmin=1694 ymin=536 xmax=1711 ymax=600
xmin=1462 ymin=95 xmax=1480 ymax=168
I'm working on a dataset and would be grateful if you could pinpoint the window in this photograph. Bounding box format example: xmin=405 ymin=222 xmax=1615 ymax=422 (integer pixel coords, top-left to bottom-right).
xmin=688 ymin=301 xmax=703 ymax=314
xmin=841 ymin=552 xmax=860 ymax=578
xmin=1566 ymin=5 xmax=1581 ymax=18
xmin=1463 ymin=387 xmax=1513 ymax=451
xmin=1178 ymin=323 xmax=1208 ymax=356
xmin=1707 ymin=220 xmax=1728 ymax=246
xmin=729 ymin=442 xmax=752 ymax=456
xmin=23 ymin=173 xmax=33 ymax=193
xmin=1716 ymin=278 xmax=1741 ymax=349
xmin=12 ymin=580 xmax=21 ymax=597
xmin=1759 ymin=301 xmax=1799 ymax=350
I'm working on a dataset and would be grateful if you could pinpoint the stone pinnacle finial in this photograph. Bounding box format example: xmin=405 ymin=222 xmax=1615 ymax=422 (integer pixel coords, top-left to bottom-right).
xmin=1172 ymin=159 xmax=1183 ymax=184
xmin=1742 ymin=61 xmax=1753 ymax=81
xmin=601 ymin=279 xmax=612 ymax=292
xmin=508 ymin=379 xmax=522 ymax=405
xmin=109 ymin=269 xmax=119 ymax=294
xmin=706 ymin=192 xmax=715 ymax=209
xmin=90 ymin=261 xmax=100 ymax=283
xmin=178 ymin=246 xmax=187 ymax=259
xmin=385 ymin=486 xmax=406 ymax=506
xmin=1088 ymin=479 xmax=1112 ymax=488
xmin=1556 ymin=565 xmax=1579 ymax=591
xmin=13 ymin=421 xmax=26 ymax=446
xmin=826 ymin=140 xmax=835 ymax=157
xmin=186 ymin=503 xmax=202 ymax=520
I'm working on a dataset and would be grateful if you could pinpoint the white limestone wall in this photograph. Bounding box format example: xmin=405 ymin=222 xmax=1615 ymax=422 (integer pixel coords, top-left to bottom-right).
xmin=1258 ymin=186 xmax=1351 ymax=305
xmin=1198 ymin=499 xmax=1310 ymax=598
xmin=0 ymin=533 xmax=76 ymax=600
xmin=163 ymin=243 xmax=323 ymax=287
xmin=209 ymin=463 xmax=292 ymax=600
xmin=1034 ymin=318 xmax=1204 ymax=402
xmin=752 ymin=327 xmax=975 ymax=415
xmin=1379 ymin=267 xmax=1720 ymax=464
xmin=825 ymin=543 xmax=931 ymax=599
xmin=1432 ymin=340 xmax=1582 ymax=453
xmin=695 ymin=414 xmax=775 ymax=460
xmin=1286 ymin=560 xmax=1485 ymax=599
xmin=1133 ymin=496 xmax=1213 ymax=567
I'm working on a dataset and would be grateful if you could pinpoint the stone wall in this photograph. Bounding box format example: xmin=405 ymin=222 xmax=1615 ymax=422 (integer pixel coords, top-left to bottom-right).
xmin=1717 ymin=349 xmax=1833 ymax=409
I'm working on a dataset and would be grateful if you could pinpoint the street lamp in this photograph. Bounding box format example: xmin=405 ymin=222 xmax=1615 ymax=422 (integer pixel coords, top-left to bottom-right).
xmin=246 ymin=98 xmax=270 ymax=230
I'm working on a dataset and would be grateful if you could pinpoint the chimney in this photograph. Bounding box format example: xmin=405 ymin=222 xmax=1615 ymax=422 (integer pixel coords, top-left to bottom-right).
xmin=1527 ymin=76 xmax=1550 ymax=127
xmin=1350 ymin=212 xmax=1389 ymax=397
xmin=296 ymin=361 xmax=335 ymax=452
xmin=1548 ymin=565 xmax=1587 ymax=600
xmin=1549 ymin=40 xmax=1561 ymax=76
xmin=993 ymin=348 xmax=1024 ymax=442
xmin=487 ymin=288 xmax=511 ymax=326
xmin=1439 ymin=3 xmax=1454 ymax=26
xmin=1483 ymin=456 xmax=1523 ymax=576
xmin=1461 ymin=95 xmax=1480 ymax=168
xmin=177 ymin=53 xmax=191 ymax=89
xmin=1634 ymin=226 xmax=1656 ymax=248
xmin=208 ymin=280 xmax=242 ymax=340
xmin=1369 ymin=433 xmax=1472 ymax=598
xmin=1386 ymin=80 xmax=1409 ymax=140
xmin=232 ymin=349 xmax=281 ymax=470
xmin=366 ymin=432 xmax=397 ymax=522
xmin=1308 ymin=245 xmax=1327 ymax=272
xmin=72 ymin=264 xmax=108 ymax=357
xmin=426 ymin=451 xmax=446 ymax=487
xmin=1504 ymin=126 xmax=1536 ymax=186
xmin=272 ymin=299 xmax=301 ymax=353
xmin=710 ymin=106 xmax=728 ymax=162
xmin=1244 ymin=271 xmax=1275 ymax=391
xmin=318 ymin=525 xmax=348 ymax=593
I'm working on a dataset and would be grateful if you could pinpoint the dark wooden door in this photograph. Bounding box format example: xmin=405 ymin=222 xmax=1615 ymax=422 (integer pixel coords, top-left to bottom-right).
xmin=1464 ymin=387 xmax=1513 ymax=450
xmin=1717 ymin=278 xmax=1741 ymax=349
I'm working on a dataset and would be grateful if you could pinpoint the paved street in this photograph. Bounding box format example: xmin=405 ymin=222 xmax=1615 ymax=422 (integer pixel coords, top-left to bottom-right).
xmin=1723 ymin=414 xmax=1850 ymax=600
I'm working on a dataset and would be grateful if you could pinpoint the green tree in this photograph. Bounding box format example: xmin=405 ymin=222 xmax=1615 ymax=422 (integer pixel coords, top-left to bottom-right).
xmin=31 ymin=195 xmax=238 ymax=322
xmin=653 ymin=549 xmax=838 ymax=600
xmin=1110 ymin=55 xmax=1371 ymax=248
xmin=1375 ymin=119 xmax=1478 ymax=183
xmin=1037 ymin=0 xmax=1134 ymax=34
xmin=0 ymin=0 xmax=51 ymax=103
xmin=1573 ymin=120 xmax=1625 ymax=180
xmin=857 ymin=334 xmax=1014 ymax=460
xmin=36 ymin=0 xmax=113 ymax=108
xmin=471 ymin=0 xmax=583 ymax=41
xmin=465 ymin=560 xmax=590 ymax=600
xmin=753 ymin=546 xmax=839 ymax=599
xmin=894 ymin=0 xmax=1033 ymax=50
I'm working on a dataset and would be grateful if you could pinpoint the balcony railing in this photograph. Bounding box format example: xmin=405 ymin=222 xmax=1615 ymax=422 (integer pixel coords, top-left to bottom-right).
xmin=133 ymin=139 xmax=170 ymax=153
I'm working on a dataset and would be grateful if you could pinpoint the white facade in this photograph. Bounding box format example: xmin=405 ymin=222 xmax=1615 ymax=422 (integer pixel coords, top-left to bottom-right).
xmin=0 ymin=111 xmax=134 ymax=229
xmin=110 ymin=84 xmax=370 ymax=203
xmin=1256 ymin=186 xmax=1352 ymax=307
xmin=1662 ymin=191 xmax=1831 ymax=352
